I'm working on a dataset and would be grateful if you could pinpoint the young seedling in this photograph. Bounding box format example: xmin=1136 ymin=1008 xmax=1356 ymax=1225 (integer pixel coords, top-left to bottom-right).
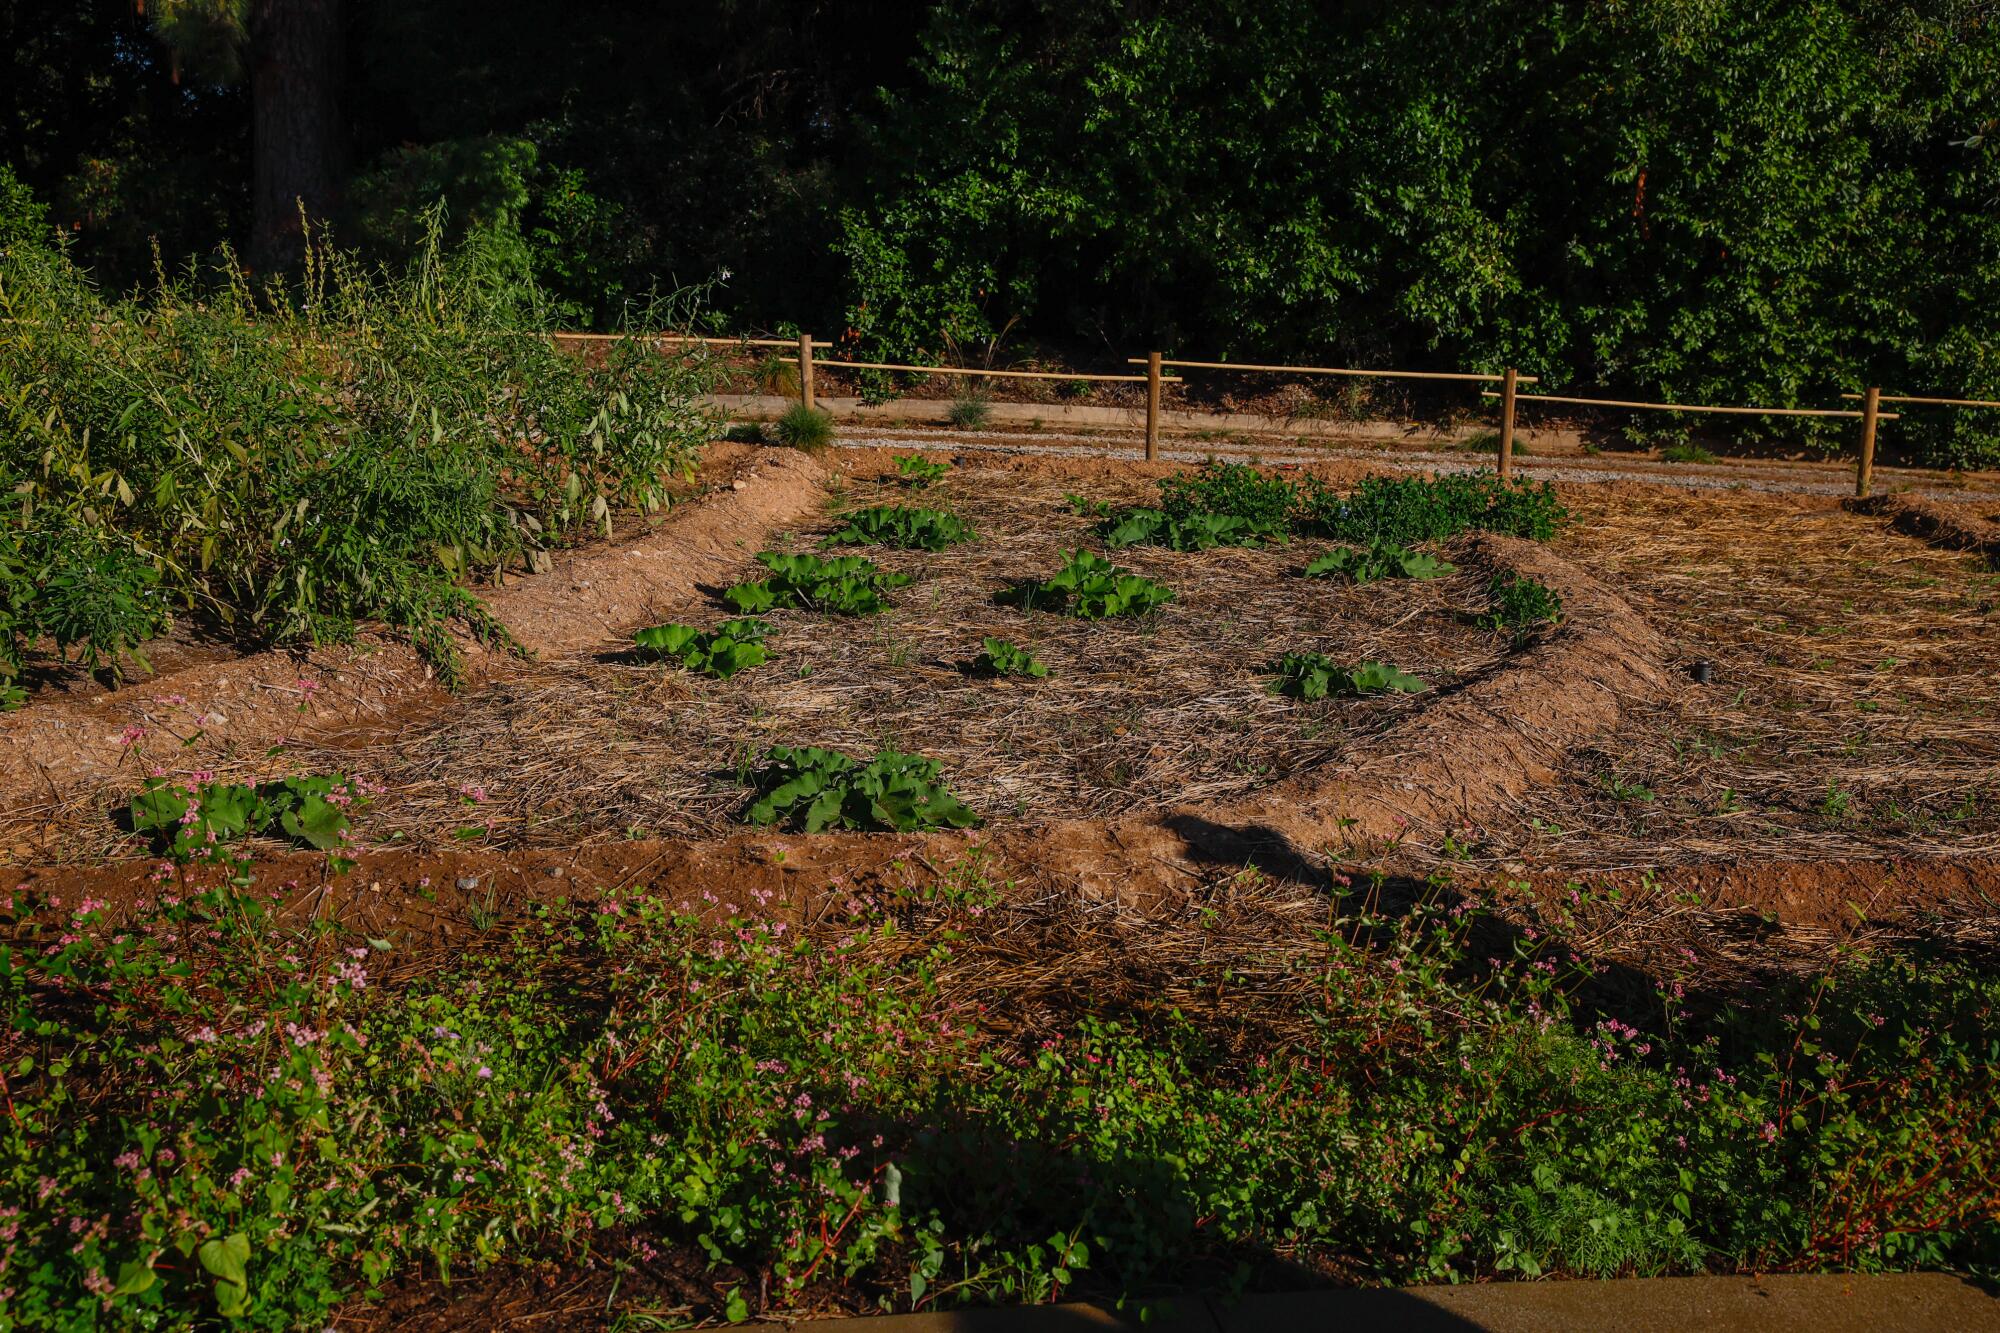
xmin=894 ymin=453 xmax=952 ymax=488
xmin=1481 ymin=572 xmax=1564 ymax=645
xmin=970 ymin=636 xmax=1048 ymax=678
xmin=1266 ymin=654 xmax=1426 ymax=700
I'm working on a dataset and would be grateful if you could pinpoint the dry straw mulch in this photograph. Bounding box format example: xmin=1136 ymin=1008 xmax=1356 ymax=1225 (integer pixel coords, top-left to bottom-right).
xmin=286 ymin=460 xmax=1511 ymax=851
xmin=1452 ymin=486 xmax=2000 ymax=875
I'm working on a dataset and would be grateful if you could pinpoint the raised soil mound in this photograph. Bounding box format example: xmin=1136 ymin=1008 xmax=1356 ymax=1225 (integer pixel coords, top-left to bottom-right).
xmin=1846 ymin=493 xmax=2000 ymax=558
xmin=0 ymin=446 xmax=829 ymax=808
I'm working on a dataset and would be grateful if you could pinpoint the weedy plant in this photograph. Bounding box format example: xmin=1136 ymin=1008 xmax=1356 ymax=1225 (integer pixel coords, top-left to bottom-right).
xmin=741 ymin=745 xmax=981 ymax=832
xmin=1483 ymin=572 xmax=1565 ymax=645
xmin=0 ymin=215 xmax=719 ymax=691
xmin=894 ymin=453 xmax=952 ymax=488
xmin=946 ymin=393 xmax=992 ymax=430
xmin=970 ymin=636 xmax=1048 ymax=678
xmin=775 ymin=403 xmax=835 ymax=449
xmin=7 ymin=862 xmax=1999 ymax=1328
xmin=1267 ymin=653 xmax=1426 ymax=700
xmin=725 ymin=552 xmax=913 ymax=615
xmin=1008 ymin=550 xmax=1174 ymax=618
xmin=633 ymin=618 xmax=771 ymax=678
xmin=127 ymin=772 xmax=371 ymax=859
xmin=1304 ymin=539 xmax=1455 ymax=584
xmin=824 ymin=505 xmax=975 ymax=551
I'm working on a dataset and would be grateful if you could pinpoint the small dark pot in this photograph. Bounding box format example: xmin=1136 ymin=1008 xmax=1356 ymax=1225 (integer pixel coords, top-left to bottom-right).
xmin=1690 ymin=661 xmax=1714 ymax=685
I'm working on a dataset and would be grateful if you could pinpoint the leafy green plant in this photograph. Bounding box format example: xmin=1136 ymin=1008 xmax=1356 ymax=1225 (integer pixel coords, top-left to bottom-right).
xmin=724 ymin=551 xmax=913 ymax=615
xmin=775 ymin=403 xmax=835 ymax=449
xmin=1101 ymin=508 xmax=1283 ymax=551
xmin=1299 ymin=473 xmax=1568 ymax=544
xmin=633 ymin=618 xmax=771 ymax=677
xmin=1483 ymin=572 xmax=1565 ymax=645
xmin=126 ymin=772 xmax=371 ymax=859
xmin=970 ymin=636 xmax=1048 ymax=678
xmin=1304 ymin=540 xmax=1455 ymax=584
xmin=946 ymin=394 xmax=992 ymax=429
xmin=1266 ymin=653 xmax=1426 ymax=700
xmin=824 ymin=505 xmax=975 ymax=551
xmin=894 ymin=453 xmax=952 ymax=488
xmin=741 ymin=745 xmax=980 ymax=832
xmin=724 ymin=421 xmax=769 ymax=444
xmin=1008 ymin=550 xmax=1174 ymax=618
xmin=7 ymin=853 xmax=2000 ymax=1328
xmin=1101 ymin=462 xmax=1294 ymax=550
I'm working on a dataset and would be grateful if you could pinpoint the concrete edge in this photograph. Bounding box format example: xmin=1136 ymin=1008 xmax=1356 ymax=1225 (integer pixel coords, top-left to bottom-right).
xmin=741 ymin=1274 xmax=2000 ymax=1333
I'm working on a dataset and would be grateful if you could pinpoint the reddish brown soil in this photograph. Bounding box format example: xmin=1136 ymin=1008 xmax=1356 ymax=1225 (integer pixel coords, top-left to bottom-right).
xmin=0 ymin=445 xmax=828 ymax=809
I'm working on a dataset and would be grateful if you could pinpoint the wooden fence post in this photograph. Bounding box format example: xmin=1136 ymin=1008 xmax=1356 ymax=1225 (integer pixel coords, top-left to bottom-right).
xmin=1855 ymin=386 xmax=1881 ymax=498
xmin=1497 ymin=367 xmax=1519 ymax=482
xmin=798 ymin=332 xmax=816 ymax=412
xmin=1145 ymin=351 xmax=1163 ymax=461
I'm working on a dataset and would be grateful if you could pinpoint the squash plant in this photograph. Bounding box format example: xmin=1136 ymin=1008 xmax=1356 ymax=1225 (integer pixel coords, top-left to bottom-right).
xmin=823 ymin=505 xmax=974 ymax=551
xmin=1304 ymin=540 xmax=1455 ymax=584
xmin=634 ymin=618 xmax=771 ymax=677
xmin=1010 ymin=550 xmax=1173 ymax=618
xmin=1267 ymin=654 xmax=1426 ymax=700
xmin=725 ymin=552 xmax=914 ymax=615
xmin=128 ymin=773 xmax=370 ymax=859
xmin=741 ymin=746 xmax=980 ymax=832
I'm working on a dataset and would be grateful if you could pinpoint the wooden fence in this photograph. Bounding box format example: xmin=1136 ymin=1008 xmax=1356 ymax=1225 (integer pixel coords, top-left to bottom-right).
xmin=553 ymin=331 xmax=1998 ymax=497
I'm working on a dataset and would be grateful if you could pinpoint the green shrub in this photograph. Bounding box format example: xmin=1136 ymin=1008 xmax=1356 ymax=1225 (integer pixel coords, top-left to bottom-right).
xmin=1300 ymin=473 xmax=1568 ymax=544
xmin=1304 ymin=540 xmax=1455 ymax=584
xmin=1266 ymin=653 xmax=1426 ymax=700
xmin=824 ymin=505 xmax=975 ymax=551
xmin=775 ymin=403 xmax=835 ymax=449
xmin=1008 ymin=549 xmax=1174 ymax=618
xmin=633 ymin=618 xmax=771 ymax=677
xmin=1483 ymin=572 xmax=1565 ymax=645
xmin=946 ymin=394 xmax=992 ymax=429
xmin=1102 ymin=462 xmax=1294 ymax=550
xmin=724 ymin=420 xmax=769 ymax=444
xmin=741 ymin=745 xmax=980 ymax=832
xmin=724 ymin=551 xmax=913 ymax=615
xmin=970 ymin=636 xmax=1048 ymax=678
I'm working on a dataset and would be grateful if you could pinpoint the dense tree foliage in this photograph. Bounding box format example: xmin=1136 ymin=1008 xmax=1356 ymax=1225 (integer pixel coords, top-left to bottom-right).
xmin=5 ymin=0 xmax=1999 ymax=461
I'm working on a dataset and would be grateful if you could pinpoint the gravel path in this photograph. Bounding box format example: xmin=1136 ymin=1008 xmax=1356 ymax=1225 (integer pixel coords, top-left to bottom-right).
xmin=827 ymin=424 xmax=2000 ymax=500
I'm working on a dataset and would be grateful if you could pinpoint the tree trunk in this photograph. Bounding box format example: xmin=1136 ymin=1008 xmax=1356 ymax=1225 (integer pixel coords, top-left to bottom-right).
xmin=249 ymin=0 xmax=343 ymax=275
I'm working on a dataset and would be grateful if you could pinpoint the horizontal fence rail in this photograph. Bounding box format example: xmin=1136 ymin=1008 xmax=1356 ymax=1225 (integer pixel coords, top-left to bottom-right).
xmin=1483 ymin=391 xmax=1898 ymax=421
xmin=544 ymin=327 xmax=1998 ymax=495
xmin=1841 ymin=392 xmax=2000 ymax=410
xmin=1127 ymin=358 xmax=1538 ymax=385
xmin=782 ymin=358 xmax=1180 ymax=384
